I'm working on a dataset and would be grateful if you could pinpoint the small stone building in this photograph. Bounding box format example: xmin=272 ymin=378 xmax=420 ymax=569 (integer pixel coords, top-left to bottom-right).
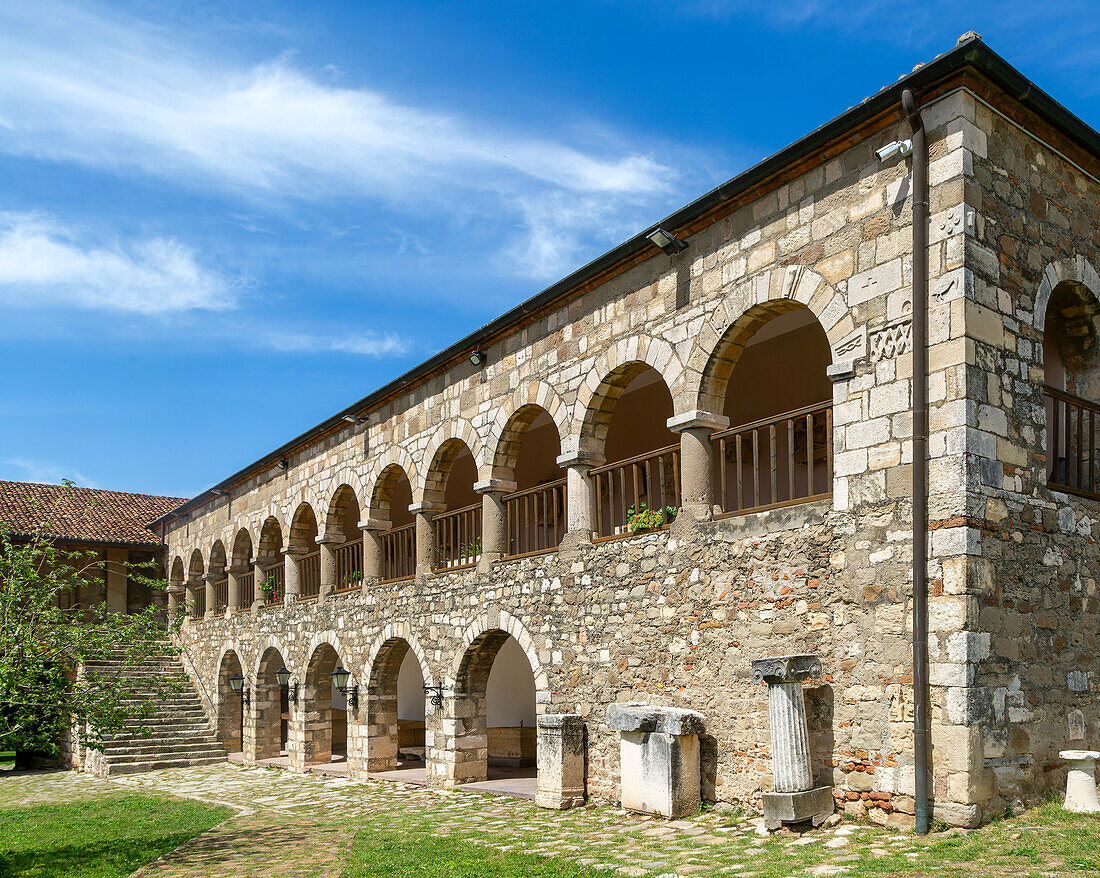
xmin=0 ymin=480 xmax=182 ymax=612
xmin=157 ymin=36 xmax=1100 ymax=827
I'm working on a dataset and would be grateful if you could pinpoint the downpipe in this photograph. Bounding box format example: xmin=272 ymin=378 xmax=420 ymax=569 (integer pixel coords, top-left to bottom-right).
xmin=902 ymin=87 xmax=931 ymax=836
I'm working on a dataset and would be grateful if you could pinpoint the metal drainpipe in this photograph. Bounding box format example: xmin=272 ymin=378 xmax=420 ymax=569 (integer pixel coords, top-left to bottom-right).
xmin=902 ymin=87 xmax=930 ymax=835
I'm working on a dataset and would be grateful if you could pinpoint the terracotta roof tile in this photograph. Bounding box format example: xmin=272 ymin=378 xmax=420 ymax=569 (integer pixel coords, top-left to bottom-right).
xmin=0 ymin=481 xmax=187 ymax=547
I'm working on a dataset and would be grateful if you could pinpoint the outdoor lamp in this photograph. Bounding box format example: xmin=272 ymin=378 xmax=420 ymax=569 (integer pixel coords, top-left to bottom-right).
xmin=275 ymin=666 xmax=298 ymax=702
xmin=468 ymin=350 xmax=487 ymax=367
xmin=330 ymin=666 xmax=358 ymax=709
xmin=423 ymin=683 xmax=445 ymax=707
xmin=228 ymin=672 xmax=250 ymax=706
xmin=646 ymin=227 xmax=687 ymax=255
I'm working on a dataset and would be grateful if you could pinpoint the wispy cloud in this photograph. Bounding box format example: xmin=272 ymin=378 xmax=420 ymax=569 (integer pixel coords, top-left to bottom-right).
xmin=257 ymin=329 xmax=410 ymax=357
xmin=0 ymin=212 xmax=235 ymax=314
xmin=4 ymin=457 xmax=98 ymax=488
xmin=0 ymin=1 xmax=697 ymax=278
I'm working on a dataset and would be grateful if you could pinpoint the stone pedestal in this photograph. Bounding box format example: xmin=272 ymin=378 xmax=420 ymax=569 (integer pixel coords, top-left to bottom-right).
xmin=1060 ymin=749 xmax=1100 ymax=813
xmin=535 ymin=714 xmax=586 ymax=810
xmin=751 ymin=654 xmax=832 ymax=830
xmin=607 ymin=702 xmax=705 ymax=818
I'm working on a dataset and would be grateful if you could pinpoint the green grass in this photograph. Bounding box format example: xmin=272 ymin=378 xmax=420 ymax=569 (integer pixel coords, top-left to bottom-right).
xmin=342 ymin=824 xmax=604 ymax=878
xmin=0 ymin=791 xmax=230 ymax=878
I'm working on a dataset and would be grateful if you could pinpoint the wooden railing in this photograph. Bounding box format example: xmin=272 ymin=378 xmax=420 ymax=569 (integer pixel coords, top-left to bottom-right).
xmin=213 ymin=578 xmax=228 ymax=612
xmin=298 ymin=550 xmax=321 ymax=598
xmin=505 ymin=479 xmax=567 ymax=558
xmin=433 ymin=502 xmax=481 ymax=571
xmin=381 ymin=523 xmax=415 ymax=583
xmin=191 ymin=586 xmax=206 ymax=618
xmin=260 ymin=562 xmax=284 ymax=605
xmin=1047 ymin=386 xmax=1100 ymax=500
xmin=590 ymin=444 xmax=681 ymax=539
xmin=713 ymin=401 xmax=832 ymax=517
xmin=335 ymin=540 xmax=363 ymax=591
xmin=237 ymin=570 xmax=254 ymax=610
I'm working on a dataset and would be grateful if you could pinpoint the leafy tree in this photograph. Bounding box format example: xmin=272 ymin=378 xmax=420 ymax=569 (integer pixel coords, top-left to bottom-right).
xmin=0 ymin=507 xmax=181 ymax=756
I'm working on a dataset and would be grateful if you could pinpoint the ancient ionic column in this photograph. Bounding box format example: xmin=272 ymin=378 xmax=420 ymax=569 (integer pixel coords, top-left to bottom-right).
xmin=751 ymin=654 xmax=833 ymax=829
xmin=667 ymin=410 xmax=730 ymax=523
xmin=474 ymin=479 xmax=515 ymax=572
xmin=1060 ymin=749 xmax=1100 ymax=813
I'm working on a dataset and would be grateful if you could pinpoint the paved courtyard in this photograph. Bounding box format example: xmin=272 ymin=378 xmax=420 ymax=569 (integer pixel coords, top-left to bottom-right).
xmin=2 ymin=764 xmax=1096 ymax=877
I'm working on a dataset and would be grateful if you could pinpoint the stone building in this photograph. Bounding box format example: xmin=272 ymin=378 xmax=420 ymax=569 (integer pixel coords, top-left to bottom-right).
xmin=155 ymin=36 xmax=1100 ymax=828
xmin=0 ymin=480 xmax=181 ymax=612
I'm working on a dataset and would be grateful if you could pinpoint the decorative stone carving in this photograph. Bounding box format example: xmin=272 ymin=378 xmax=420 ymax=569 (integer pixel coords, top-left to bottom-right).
xmin=869 ymin=317 xmax=912 ymax=362
xmin=607 ymin=703 xmax=704 ymax=818
xmin=535 ymin=714 xmax=586 ymax=810
xmin=751 ymin=655 xmax=832 ymax=830
xmin=1060 ymin=750 xmax=1100 ymax=813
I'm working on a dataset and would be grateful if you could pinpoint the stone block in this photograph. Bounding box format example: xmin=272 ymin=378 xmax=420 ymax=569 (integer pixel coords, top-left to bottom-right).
xmin=762 ymin=786 xmax=833 ymax=830
xmin=606 ymin=703 xmax=706 ymax=736
xmin=535 ymin=714 xmax=586 ymax=810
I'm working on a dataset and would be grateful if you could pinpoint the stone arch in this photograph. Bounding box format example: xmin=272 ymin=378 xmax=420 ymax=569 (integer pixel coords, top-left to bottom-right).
xmin=286 ymin=502 xmax=318 ymax=554
xmin=187 ymin=548 xmax=204 ymax=579
xmin=365 ymin=447 xmax=419 ymax=515
xmin=215 ymin=646 xmax=245 ymax=752
xmin=257 ymin=516 xmax=283 ymax=560
xmin=448 ymin=609 xmax=549 ymax=696
xmin=230 ymin=528 xmax=253 ymax=568
xmin=1034 ymin=256 xmax=1100 ymax=333
xmin=253 ymin=638 xmax=291 ymax=761
xmin=208 ymin=540 xmax=227 ymax=576
xmin=324 ymin=483 xmax=362 ymax=539
xmin=574 ymin=337 xmax=683 ymax=460
xmin=363 ymin=623 xmax=435 ymax=773
xmin=299 ymin=633 xmax=352 ymax=768
xmin=416 ymin=420 xmax=485 ymax=504
xmin=487 ymin=381 xmax=569 ymax=480
xmin=368 ymin=462 xmax=415 ymax=523
xmin=170 ymin=555 xmax=185 ymax=586
xmin=685 ymin=266 xmax=849 ymax=414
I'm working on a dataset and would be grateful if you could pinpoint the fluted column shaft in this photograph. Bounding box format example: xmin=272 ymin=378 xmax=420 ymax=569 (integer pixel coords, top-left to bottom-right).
xmin=768 ymin=681 xmax=813 ymax=793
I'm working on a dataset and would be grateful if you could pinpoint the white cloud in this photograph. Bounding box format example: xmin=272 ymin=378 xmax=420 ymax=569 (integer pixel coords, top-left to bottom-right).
xmin=0 ymin=212 xmax=235 ymax=314
xmin=258 ymin=329 xmax=410 ymax=357
xmin=0 ymin=2 xmax=693 ymax=278
xmin=4 ymin=457 xmax=98 ymax=488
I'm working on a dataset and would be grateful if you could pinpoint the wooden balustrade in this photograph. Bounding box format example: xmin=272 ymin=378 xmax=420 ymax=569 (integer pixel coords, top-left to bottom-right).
xmin=381 ymin=523 xmax=415 ymax=583
xmin=712 ymin=401 xmax=832 ymax=517
xmin=237 ymin=571 xmax=254 ymax=610
xmin=1047 ymin=386 xmax=1100 ymax=500
xmin=590 ymin=444 xmax=681 ymax=539
xmin=298 ymin=550 xmax=321 ymax=598
xmin=259 ymin=563 xmax=284 ymax=605
xmin=191 ymin=586 xmax=206 ymax=618
xmin=213 ymin=578 xmax=228 ymax=612
xmin=432 ymin=502 xmax=481 ymax=571
xmin=334 ymin=540 xmax=363 ymax=591
xmin=505 ymin=479 xmax=566 ymax=558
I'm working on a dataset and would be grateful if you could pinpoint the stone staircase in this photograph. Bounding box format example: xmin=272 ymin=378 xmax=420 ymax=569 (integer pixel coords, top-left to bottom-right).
xmin=81 ymin=645 xmax=227 ymax=777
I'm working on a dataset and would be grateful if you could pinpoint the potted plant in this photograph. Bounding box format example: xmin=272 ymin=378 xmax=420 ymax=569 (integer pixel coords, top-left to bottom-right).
xmin=340 ymin=570 xmax=363 ymax=589
xmin=258 ymin=577 xmax=279 ymax=603
xmin=626 ymin=502 xmax=678 ymax=534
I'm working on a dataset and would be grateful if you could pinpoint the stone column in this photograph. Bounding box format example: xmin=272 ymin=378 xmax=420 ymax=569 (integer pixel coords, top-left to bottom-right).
xmin=185 ymin=575 xmax=201 ymax=620
xmin=556 ymin=451 xmax=602 ymax=551
xmin=474 ymin=479 xmax=516 ymax=572
xmin=359 ymin=518 xmax=387 ymax=587
xmin=751 ymin=654 xmax=833 ymax=829
xmin=409 ymin=502 xmax=442 ymax=577
xmin=536 ymin=714 xmax=586 ymax=810
xmin=316 ymin=533 xmax=341 ymax=599
xmin=166 ymin=583 xmax=183 ymax=620
xmin=283 ymin=549 xmax=304 ymax=607
xmin=667 ymin=410 xmax=730 ymax=522
xmin=227 ymin=566 xmax=245 ymax=617
xmin=252 ymin=558 xmax=269 ymax=610
xmin=607 ymin=703 xmax=705 ymax=818
xmin=202 ymin=574 xmax=218 ymax=619
xmin=1060 ymin=750 xmax=1100 ymax=813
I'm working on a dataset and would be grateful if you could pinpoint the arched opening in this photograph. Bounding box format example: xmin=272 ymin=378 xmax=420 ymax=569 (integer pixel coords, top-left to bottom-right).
xmin=300 ymin=642 xmax=349 ymax=770
xmin=289 ymin=503 xmax=321 ymax=599
xmin=452 ymin=631 xmax=538 ymax=797
xmin=372 ymin=465 xmax=415 ymax=582
xmin=326 ymin=485 xmax=363 ymax=592
xmin=208 ymin=541 xmax=228 ymax=614
xmin=364 ymin=638 xmax=427 ymax=781
xmin=257 ymin=517 xmax=284 ymax=605
xmin=706 ymin=304 xmax=832 ymax=515
xmin=425 ymin=440 xmax=480 ymax=570
xmin=584 ymin=364 xmax=678 ymax=538
xmin=217 ymin=650 xmax=244 ymax=754
xmin=231 ymin=529 xmax=254 ymax=610
xmin=167 ymin=556 xmax=185 ymax=616
xmin=187 ymin=549 xmax=205 ymax=617
xmin=1043 ymin=280 xmax=1100 ymax=495
xmin=495 ymin=406 xmax=566 ymax=557
xmin=255 ymin=646 xmax=289 ymax=763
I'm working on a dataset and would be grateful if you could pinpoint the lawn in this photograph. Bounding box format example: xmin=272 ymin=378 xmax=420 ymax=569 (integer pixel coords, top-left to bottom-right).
xmin=342 ymin=824 xmax=605 ymax=878
xmin=0 ymin=791 xmax=230 ymax=878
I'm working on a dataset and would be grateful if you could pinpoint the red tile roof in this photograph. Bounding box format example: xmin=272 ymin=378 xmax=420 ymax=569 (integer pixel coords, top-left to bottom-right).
xmin=0 ymin=481 xmax=187 ymax=547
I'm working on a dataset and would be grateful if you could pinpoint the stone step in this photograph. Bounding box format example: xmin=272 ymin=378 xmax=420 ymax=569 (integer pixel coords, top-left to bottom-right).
xmin=106 ymin=742 xmax=226 ymax=758
xmin=104 ymin=755 xmax=227 ymax=776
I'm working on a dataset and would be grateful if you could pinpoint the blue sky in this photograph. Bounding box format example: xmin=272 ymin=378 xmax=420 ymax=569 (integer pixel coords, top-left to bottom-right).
xmin=2 ymin=0 xmax=1099 ymax=498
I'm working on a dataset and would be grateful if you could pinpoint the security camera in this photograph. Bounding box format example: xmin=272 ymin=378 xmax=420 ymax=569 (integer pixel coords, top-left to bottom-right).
xmin=876 ymin=139 xmax=913 ymax=163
